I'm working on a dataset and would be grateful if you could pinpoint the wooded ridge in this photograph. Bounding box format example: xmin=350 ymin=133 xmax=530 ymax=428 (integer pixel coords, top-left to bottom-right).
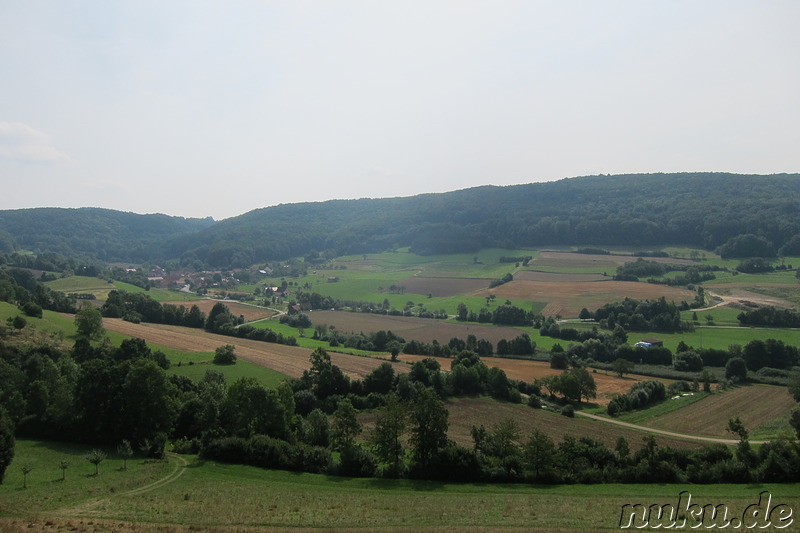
xmin=2 ymin=172 xmax=799 ymax=267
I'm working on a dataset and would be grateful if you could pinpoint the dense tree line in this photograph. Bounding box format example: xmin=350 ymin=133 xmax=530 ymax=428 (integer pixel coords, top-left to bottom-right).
xmin=738 ymin=306 xmax=800 ymax=328
xmin=1 ymin=318 xmax=799 ymax=485
xmin=0 ymin=207 xmax=213 ymax=263
xmin=606 ymin=380 xmax=667 ymax=416
xmin=613 ymin=259 xmax=721 ymax=285
xmin=0 ymin=268 xmax=77 ymax=315
xmin=594 ymin=297 xmax=688 ymax=332
xmin=454 ymin=302 xmax=536 ymax=326
xmin=101 ymin=290 xmax=207 ymax=327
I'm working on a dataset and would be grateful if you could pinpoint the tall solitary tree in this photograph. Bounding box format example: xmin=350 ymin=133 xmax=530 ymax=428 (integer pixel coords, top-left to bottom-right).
xmin=370 ymin=394 xmax=408 ymax=475
xmin=75 ymin=307 xmax=105 ymax=340
xmin=409 ymin=387 xmax=449 ymax=469
xmin=331 ymin=398 xmax=361 ymax=451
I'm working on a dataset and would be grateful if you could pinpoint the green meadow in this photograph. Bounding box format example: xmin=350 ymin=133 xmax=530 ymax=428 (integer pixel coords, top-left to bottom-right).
xmin=3 ymin=439 xmax=798 ymax=531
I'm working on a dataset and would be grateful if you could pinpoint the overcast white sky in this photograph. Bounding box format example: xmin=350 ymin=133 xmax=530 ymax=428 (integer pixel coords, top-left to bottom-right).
xmin=1 ymin=1 xmax=798 ymax=220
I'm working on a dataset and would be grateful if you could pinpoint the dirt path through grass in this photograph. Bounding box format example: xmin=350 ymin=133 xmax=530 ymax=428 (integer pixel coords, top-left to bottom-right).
xmin=56 ymin=453 xmax=188 ymax=519
xmin=121 ymin=453 xmax=188 ymax=497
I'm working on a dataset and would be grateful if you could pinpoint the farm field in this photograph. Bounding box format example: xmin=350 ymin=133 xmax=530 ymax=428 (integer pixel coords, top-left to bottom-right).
xmin=306 ymin=310 xmax=532 ymax=345
xmin=358 ymin=396 xmax=704 ymax=452
xmin=42 ymin=276 xmax=202 ymax=303
xmin=101 ymin=318 xmax=405 ymax=380
xmin=166 ymin=351 xmax=288 ymax=389
xmin=475 ymin=279 xmax=695 ymax=317
xmin=43 ymin=275 xmax=118 ymax=299
xmin=639 ymin=384 xmax=797 ymax=440
xmin=399 ymin=353 xmax=662 ymax=405
xmin=4 ymin=440 xmax=798 ymax=532
xmin=160 ymin=298 xmax=276 ymax=322
xmin=530 ymin=251 xmax=696 ymax=273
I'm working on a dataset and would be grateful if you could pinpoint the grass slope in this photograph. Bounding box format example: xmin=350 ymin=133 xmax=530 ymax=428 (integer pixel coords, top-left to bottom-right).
xmin=3 ymin=440 xmax=798 ymax=531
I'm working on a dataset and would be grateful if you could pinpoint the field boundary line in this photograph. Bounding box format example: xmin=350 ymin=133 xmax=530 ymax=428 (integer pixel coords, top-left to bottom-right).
xmin=575 ymin=411 xmax=767 ymax=445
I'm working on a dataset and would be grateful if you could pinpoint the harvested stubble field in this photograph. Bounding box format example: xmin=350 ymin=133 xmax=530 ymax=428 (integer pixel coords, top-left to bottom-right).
xmin=309 ymin=310 xmax=528 ymax=345
xmin=395 ymin=276 xmax=491 ymax=297
xmin=703 ymin=284 xmax=796 ymax=309
xmin=102 ymin=315 xmax=644 ymax=405
xmin=476 ymin=280 xmax=695 ymax=317
xmin=533 ymin=251 xmax=697 ymax=270
xmin=356 ymin=397 xmax=703 ymax=452
xmin=101 ymin=319 xmax=405 ymax=380
xmin=399 ymin=354 xmax=660 ymax=405
xmin=412 ymin=396 xmax=703 ymax=451
xmin=161 ymin=299 xmax=276 ymax=322
xmin=514 ymin=271 xmax=608 ymax=282
xmin=641 ymin=384 xmax=796 ymax=439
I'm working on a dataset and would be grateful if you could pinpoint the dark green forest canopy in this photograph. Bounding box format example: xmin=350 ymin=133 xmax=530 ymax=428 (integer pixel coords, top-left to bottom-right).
xmin=0 ymin=207 xmax=213 ymax=262
xmin=2 ymin=173 xmax=800 ymax=267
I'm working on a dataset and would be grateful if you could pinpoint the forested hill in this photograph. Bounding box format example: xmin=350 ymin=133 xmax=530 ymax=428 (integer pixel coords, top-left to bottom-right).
xmin=2 ymin=173 xmax=800 ymax=266
xmin=172 ymin=172 xmax=800 ymax=267
xmin=0 ymin=207 xmax=214 ymax=262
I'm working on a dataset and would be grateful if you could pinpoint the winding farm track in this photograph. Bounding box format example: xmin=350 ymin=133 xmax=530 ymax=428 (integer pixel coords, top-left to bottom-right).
xmin=121 ymin=453 xmax=188 ymax=497
xmin=576 ymin=412 xmax=766 ymax=445
xmin=56 ymin=453 xmax=189 ymax=519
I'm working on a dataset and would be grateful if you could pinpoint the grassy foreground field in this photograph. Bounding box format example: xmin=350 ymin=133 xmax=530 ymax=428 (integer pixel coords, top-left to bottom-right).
xmin=3 ymin=440 xmax=798 ymax=532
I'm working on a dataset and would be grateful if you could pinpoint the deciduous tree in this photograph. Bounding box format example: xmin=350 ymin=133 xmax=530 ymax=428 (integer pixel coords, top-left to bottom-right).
xmin=331 ymin=398 xmax=361 ymax=451
xmin=75 ymin=307 xmax=104 ymax=340
xmin=409 ymin=387 xmax=449 ymax=468
xmin=370 ymin=394 xmax=408 ymax=474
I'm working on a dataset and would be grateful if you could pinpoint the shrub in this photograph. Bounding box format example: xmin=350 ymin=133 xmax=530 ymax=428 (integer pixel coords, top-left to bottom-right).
xmin=21 ymin=302 xmax=43 ymax=318
xmin=213 ymin=344 xmax=237 ymax=365
xmin=561 ymin=405 xmax=575 ymax=417
xmin=337 ymin=446 xmax=377 ymax=478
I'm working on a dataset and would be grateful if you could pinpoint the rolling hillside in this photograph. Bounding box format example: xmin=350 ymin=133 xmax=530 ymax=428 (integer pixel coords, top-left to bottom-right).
xmin=2 ymin=172 xmax=800 ymax=267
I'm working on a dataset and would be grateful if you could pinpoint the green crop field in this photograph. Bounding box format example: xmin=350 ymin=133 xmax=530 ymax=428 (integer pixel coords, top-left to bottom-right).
xmin=44 ymin=275 xmax=117 ymax=299
xmin=248 ymin=317 xmax=376 ymax=356
xmin=167 ymin=357 xmax=288 ymax=388
xmin=112 ymin=281 xmax=202 ymax=302
xmin=564 ymin=318 xmax=800 ymax=353
xmin=3 ymin=440 xmax=797 ymax=531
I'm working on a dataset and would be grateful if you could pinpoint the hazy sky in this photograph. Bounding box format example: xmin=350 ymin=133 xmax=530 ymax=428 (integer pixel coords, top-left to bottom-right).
xmin=1 ymin=1 xmax=798 ymax=220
